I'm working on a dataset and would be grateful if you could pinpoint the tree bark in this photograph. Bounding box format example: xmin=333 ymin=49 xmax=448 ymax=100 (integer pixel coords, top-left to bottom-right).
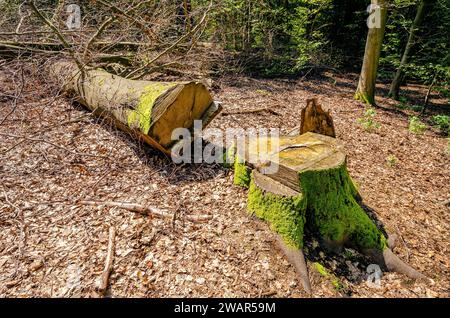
xmin=388 ymin=0 xmax=434 ymax=100
xmin=355 ymin=0 xmax=388 ymax=105
xmin=51 ymin=61 xmax=220 ymax=155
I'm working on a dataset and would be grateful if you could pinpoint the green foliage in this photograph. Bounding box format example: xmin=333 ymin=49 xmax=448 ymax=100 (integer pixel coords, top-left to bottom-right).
xmin=357 ymin=108 xmax=381 ymax=131
xmin=432 ymin=115 xmax=450 ymax=135
xmin=386 ymin=154 xmax=398 ymax=167
xmin=381 ymin=0 xmax=450 ymax=87
xmin=395 ymin=96 xmax=424 ymax=112
xmin=435 ymin=86 xmax=450 ymax=98
xmin=204 ymin=0 xmax=368 ymax=76
xmin=409 ymin=116 xmax=427 ymax=134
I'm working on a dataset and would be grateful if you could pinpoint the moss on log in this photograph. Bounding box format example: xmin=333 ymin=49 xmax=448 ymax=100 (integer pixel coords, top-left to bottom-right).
xmin=51 ymin=61 xmax=219 ymax=154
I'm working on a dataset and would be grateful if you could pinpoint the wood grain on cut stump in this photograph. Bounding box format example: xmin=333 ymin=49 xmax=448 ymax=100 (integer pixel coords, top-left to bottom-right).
xmin=245 ymin=132 xmax=345 ymax=191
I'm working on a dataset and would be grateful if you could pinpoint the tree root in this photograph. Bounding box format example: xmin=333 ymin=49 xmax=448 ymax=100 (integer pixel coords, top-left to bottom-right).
xmin=275 ymin=235 xmax=312 ymax=294
xmin=364 ymin=248 xmax=428 ymax=281
xmin=387 ymin=233 xmax=398 ymax=250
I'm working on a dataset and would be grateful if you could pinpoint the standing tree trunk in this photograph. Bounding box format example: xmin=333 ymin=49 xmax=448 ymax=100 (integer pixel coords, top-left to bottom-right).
xmin=388 ymin=0 xmax=434 ymax=100
xmin=355 ymin=0 xmax=388 ymax=105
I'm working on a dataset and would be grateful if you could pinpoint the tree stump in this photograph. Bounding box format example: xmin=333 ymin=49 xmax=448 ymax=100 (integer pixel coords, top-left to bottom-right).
xmin=300 ymin=98 xmax=335 ymax=137
xmin=244 ymin=132 xmax=427 ymax=292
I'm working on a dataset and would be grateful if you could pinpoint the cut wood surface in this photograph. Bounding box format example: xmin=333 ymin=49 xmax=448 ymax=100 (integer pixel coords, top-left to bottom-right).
xmin=50 ymin=61 xmax=221 ymax=154
xmin=244 ymin=132 xmax=345 ymax=191
xmin=96 ymin=226 xmax=115 ymax=296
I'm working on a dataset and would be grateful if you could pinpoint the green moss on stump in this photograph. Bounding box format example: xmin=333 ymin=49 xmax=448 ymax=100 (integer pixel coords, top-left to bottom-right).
xmin=233 ymin=155 xmax=251 ymax=188
xmin=247 ymin=162 xmax=386 ymax=251
xmin=299 ymin=164 xmax=386 ymax=251
xmin=313 ymin=262 xmax=344 ymax=290
xmin=248 ymin=178 xmax=307 ymax=249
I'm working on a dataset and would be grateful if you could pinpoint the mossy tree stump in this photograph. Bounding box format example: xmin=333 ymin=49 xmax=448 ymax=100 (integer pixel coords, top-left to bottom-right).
xmin=51 ymin=61 xmax=220 ymax=155
xmin=239 ymin=132 xmax=427 ymax=293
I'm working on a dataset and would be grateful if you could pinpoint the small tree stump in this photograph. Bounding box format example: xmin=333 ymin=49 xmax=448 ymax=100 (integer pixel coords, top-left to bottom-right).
xmin=300 ymin=98 xmax=335 ymax=137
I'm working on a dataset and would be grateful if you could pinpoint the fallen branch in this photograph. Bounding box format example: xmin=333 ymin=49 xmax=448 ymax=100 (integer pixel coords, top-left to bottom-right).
xmin=29 ymin=1 xmax=85 ymax=72
xmin=221 ymin=107 xmax=280 ymax=116
xmin=96 ymin=226 xmax=116 ymax=296
xmin=0 ymin=132 xmax=108 ymax=158
xmin=126 ymin=1 xmax=213 ymax=79
xmin=77 ymin=200 xmax=213 ymax=223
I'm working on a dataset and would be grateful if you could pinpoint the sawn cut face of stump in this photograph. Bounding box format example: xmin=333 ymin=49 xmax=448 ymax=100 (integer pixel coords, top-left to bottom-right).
xmin=245 ymin=132 xmax=346 ymax=191
xmin=246 ymin=132 xmax=383 ymax=251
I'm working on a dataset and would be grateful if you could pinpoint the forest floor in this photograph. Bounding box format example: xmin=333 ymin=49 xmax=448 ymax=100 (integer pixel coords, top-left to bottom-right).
xmin=0 ymin=64 xmax=448 ymax=298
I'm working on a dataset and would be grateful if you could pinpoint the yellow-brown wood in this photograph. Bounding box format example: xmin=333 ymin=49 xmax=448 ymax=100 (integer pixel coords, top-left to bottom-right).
xmin=245 ymin=132 xmax=345 ymax=191
xmin=51 ymin=61 xmax=220 ymax=154
xmin=300 ymin=98 xmax=335 ymax=137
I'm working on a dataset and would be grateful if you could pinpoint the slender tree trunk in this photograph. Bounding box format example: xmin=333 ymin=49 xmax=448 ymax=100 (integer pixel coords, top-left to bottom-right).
xmin=388 ymin=0 xmax=434 ymax=99
xmin=355 ymin=0 xmax=388 ymax=105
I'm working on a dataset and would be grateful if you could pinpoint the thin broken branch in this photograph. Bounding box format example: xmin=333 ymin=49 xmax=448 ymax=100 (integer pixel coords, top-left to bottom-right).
xmin=221 ymin=107 xmax=280 ymax=116
xmin=76 ymin=200 xmax=213 ymax=223
xmin=126 ymin=1 xmax=213 ymax=79
xmin=96 ymin=226 xmax=115 ymax=296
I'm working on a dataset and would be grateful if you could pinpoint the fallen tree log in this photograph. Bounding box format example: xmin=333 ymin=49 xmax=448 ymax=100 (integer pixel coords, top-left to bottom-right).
xmin=51 ymin=61 xmax=221 ymax=155
xmin=237 ymin=129 xmax=428 ymax=292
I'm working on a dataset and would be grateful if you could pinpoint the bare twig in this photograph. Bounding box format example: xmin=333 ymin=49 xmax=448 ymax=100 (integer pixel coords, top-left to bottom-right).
xmin=221 ymin=107 xmax=280 ymax=116
xmin=28 ymin=1 xmax=84 ymax=73
xmin=96 ymin=226 xmax=116 ymax=296
xmin=96 ymin=0 xmax=157 ymax=40
xmin=127 ymin=1 xmax=213 ymax=79
xmin=83 ymin=17 xmax=115 ymax=60
xmin=76 ymin=200 xmax=213 ymax=223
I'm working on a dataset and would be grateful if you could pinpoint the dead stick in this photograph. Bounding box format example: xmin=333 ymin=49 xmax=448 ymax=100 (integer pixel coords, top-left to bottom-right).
xmin=126 ymin=1 xmax=213 ymax=79
xmin=221 ymin=107 xmax=280 ymax=116
xmin=97 ymin=226 xmax=116 ymax=296
xmin=77 ymin=200 xmax=212 ymax=223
